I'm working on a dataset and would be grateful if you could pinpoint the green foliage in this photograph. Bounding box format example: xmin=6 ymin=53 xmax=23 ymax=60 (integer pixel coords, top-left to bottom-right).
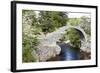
xmin=39 ymin=11 xmax=68 ymax=34
xmin=22 ymin=48 xmax=37 ymax=62
xmin=67 ymin=16 xmax=91 ymax=36
xmin=22 ymin=10 xmax=37 ymax=26
xmin=67 ymin=28 xmax=81 ymax=49
xmin=22 ymin=10 xmax=40 ymax=62
xmin=80 ymin=16 xmax=91 ymax=35
xmin=67 ymin=18 xmax=81 ymax=26
xmin=22 ymin=10 xmax=68 ymax=62
xmin=64 ymin=28 xmax=81 ymax=50
xmin=22 ymin=34 xmax=39 ymax=62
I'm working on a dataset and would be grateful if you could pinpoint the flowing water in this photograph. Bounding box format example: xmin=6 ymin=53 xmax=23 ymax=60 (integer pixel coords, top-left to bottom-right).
xmin=47 ymin=42 xmax=80 ymax=61
xmin=58 ymin=42 xmax=80 ymax=60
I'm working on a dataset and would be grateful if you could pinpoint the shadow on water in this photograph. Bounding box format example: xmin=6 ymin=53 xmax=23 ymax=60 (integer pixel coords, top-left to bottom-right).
xmin=47 ymin=42 xmax=80 ymax=61
xmin=58 ymin=42 xmax=80 ymax=61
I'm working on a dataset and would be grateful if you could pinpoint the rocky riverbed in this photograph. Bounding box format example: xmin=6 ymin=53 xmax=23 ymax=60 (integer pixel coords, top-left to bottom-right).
xmin=31 ymin=25 xmax=91 ymax=62
xmin=47 ymin=49 xmax=91 ymax=61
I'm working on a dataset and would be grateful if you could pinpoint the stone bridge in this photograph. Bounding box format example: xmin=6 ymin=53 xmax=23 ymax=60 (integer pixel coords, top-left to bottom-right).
xmin=36 ymin=25 xmax=88 ymax=61
xmin=65 ymin=25 xmax=87 ymax=42
xmin=40 ymin=25 xmax=87 ymax=45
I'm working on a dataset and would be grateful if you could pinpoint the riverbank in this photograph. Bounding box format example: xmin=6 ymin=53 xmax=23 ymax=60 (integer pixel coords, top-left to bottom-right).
xmin=47 ymin=49 xmax=91 ymax=61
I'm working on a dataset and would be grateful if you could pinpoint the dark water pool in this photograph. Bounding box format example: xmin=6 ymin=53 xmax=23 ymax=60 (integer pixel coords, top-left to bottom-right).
xmin=58 ymin=42 xmax=80 ymax=61
xmin=47 ymin=42 xmax=80 ymax=61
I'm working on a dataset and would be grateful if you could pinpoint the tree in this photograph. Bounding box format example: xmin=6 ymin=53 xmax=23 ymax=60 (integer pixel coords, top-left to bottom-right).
xmin=22 ymin=34 xmax=39 ymax=62
xmin=38 ymin=11 xmax=68 ymax=34
xmin=64 ymin=28 xmax=81 ymax=50
xmin=22 ymin=10 xmax=68 ymax=62
xmin=79 ymin=16 xmax=91 ymax=35
xmin=22 ymin=10 xmax=40 ymax=62
xmin=67 ymin=18 xmax=81 ymax=26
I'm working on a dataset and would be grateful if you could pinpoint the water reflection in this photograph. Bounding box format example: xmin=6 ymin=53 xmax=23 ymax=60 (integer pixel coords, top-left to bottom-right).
xmin=57 ymin=42 xmax=80 ymax=61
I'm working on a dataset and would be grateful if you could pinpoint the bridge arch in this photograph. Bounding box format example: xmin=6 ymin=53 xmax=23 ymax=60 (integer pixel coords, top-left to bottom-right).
xmin=65 ymin=26 xmax=87 ymax=42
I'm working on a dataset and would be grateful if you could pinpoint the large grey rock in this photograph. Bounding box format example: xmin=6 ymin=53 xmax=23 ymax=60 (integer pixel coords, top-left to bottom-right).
xmin=36 ymin=44 xmax=61 ymax=62
xmin=80 ymin=38 xmax=91 ymax=52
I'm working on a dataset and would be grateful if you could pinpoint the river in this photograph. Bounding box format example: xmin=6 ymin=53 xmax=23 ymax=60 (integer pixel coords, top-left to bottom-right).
xmin=47 ymin=42 xmax=80 ymax=61
xmin=37 ymin=25 xmax=89 ymax=61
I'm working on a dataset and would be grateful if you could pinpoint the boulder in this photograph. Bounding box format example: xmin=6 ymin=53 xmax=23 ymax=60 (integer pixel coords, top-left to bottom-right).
xmin=36 ymin=44 xmax=61 ymax=62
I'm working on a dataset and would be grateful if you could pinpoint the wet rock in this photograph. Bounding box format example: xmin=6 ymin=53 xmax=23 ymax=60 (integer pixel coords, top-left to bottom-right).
xmin=80 ymin=50 xmax=91 ymax=60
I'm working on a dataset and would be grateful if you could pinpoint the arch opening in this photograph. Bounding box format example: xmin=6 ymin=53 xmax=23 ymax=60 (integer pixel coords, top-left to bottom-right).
xmin=65 ymin=26 xmax=87 ymax=42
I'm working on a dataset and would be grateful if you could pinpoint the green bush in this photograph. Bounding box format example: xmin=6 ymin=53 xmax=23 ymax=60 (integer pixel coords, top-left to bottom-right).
xmin=67 ymin=18 xmax=81 ymax=26
xmin=22 ymin=34 xmax=39 ymax=62
xmin=22 ymin=10 xmax=69 ymax=62
xmin=63 ymin=28 xmax=81 ymax=50
xmin=80 ymin=16 xmax=91 ymax=35
xmin=39 ymin=11 xmax=68 ymax=34
xmin=22 ymin=10 xmax=40 ymax=62
xmin=22 ymin=48 xmax=37 ymax=62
